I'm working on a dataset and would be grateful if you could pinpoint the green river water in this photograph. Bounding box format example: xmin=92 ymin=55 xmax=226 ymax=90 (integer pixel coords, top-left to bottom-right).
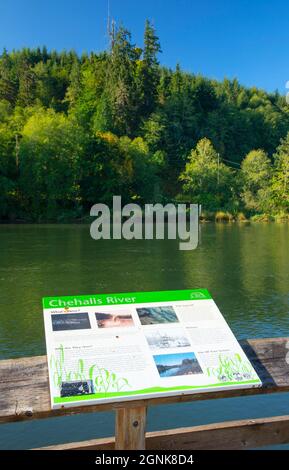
xmin=0 ymin=223 xmax=288 ymax=449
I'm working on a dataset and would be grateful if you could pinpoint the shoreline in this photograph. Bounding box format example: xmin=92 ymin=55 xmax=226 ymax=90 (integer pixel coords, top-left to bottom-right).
xmin=0 ymin=215 xmax=288 ymax=225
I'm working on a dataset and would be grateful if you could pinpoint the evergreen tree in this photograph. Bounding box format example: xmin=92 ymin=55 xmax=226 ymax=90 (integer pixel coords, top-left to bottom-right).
xmin=137 ymin=20 xmax=161 ymax=118
xmin=17 ymin=58 xmax=36 ymax=106
xmin=0 ymin=49 xmax=18 ymax=105
xmin=65 ymin=58 xmax=82 ymax=108
xmin=107 ymin=26 xmax=141 ymax=135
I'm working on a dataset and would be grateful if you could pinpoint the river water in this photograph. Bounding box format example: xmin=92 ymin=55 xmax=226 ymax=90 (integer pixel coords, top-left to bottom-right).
xmin=0 ymin=223 xmax=288 ymax=449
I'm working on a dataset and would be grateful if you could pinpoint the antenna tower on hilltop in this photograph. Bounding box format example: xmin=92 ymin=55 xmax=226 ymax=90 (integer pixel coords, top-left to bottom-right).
xmin=107 ymin=0 xmax=116 ymax=49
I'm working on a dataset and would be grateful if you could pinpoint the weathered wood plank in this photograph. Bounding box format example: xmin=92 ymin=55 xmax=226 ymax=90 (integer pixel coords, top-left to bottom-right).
xmin=115 ymin=406 xmax=147 ymax=450
xmin=35 ymin=415 xmax=289 ymax=450
xmin=35 ymin=436 xmax=115 ymax=451
xmin=1 ymin=337 xmax=289 ymax=424
xmin=146 ymin=415 xmax=289 ymax=450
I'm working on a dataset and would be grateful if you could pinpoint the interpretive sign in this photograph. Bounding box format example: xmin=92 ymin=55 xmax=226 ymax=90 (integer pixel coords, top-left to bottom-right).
xmin=43 ymin=289 xmax=261 ymax=409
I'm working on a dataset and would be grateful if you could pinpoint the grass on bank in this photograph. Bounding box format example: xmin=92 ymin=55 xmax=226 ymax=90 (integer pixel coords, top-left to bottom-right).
xmin=200 ymin=210 xmax=289 ymax=223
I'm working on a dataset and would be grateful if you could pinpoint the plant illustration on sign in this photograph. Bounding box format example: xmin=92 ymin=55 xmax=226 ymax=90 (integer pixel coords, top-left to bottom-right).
xmin=49 ymin=345 xmax=131 ymax=395
xmin=206 ymin=353 xmax=256 ymax=382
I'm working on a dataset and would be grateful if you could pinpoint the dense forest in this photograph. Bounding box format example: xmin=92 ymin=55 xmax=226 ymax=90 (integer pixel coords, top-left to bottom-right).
xmin=0 ymin=21 xmax=288 ymax=221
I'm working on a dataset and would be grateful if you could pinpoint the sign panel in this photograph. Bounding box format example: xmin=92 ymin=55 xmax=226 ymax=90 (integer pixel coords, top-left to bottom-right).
xmin=43 ymin=289 xmax=261 ymax=409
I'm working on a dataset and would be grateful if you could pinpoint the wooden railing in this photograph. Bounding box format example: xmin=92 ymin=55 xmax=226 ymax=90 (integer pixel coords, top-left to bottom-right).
xmin=1 ymin=337 xmax=289 ymax=450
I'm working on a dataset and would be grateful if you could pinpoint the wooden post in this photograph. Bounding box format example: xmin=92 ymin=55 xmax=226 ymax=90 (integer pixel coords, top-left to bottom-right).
xmin=115 ymin=406 xmax=147 ymax=450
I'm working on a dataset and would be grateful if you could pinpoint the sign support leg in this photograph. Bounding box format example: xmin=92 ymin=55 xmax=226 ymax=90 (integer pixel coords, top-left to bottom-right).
xmin=115 ymin=406 xmax=147 ymax=450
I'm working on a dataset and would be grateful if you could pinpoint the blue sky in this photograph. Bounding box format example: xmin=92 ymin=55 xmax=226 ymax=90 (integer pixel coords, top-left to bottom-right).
xmin=154 ymin=352 xmax=196 ymax=366
xmin=0 ymin=0 xmax=288 ymax=92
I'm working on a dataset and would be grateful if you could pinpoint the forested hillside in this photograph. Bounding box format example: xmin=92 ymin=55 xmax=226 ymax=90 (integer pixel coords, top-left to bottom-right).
xmin=0 ymin=21 xmax=288 ymax=221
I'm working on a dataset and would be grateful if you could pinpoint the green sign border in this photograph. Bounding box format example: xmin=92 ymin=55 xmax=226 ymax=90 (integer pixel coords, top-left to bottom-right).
xmin=43 ymin=288 xmax=212 ymax=309
xmin=54 ymin=379 xmax=260 ymax=404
